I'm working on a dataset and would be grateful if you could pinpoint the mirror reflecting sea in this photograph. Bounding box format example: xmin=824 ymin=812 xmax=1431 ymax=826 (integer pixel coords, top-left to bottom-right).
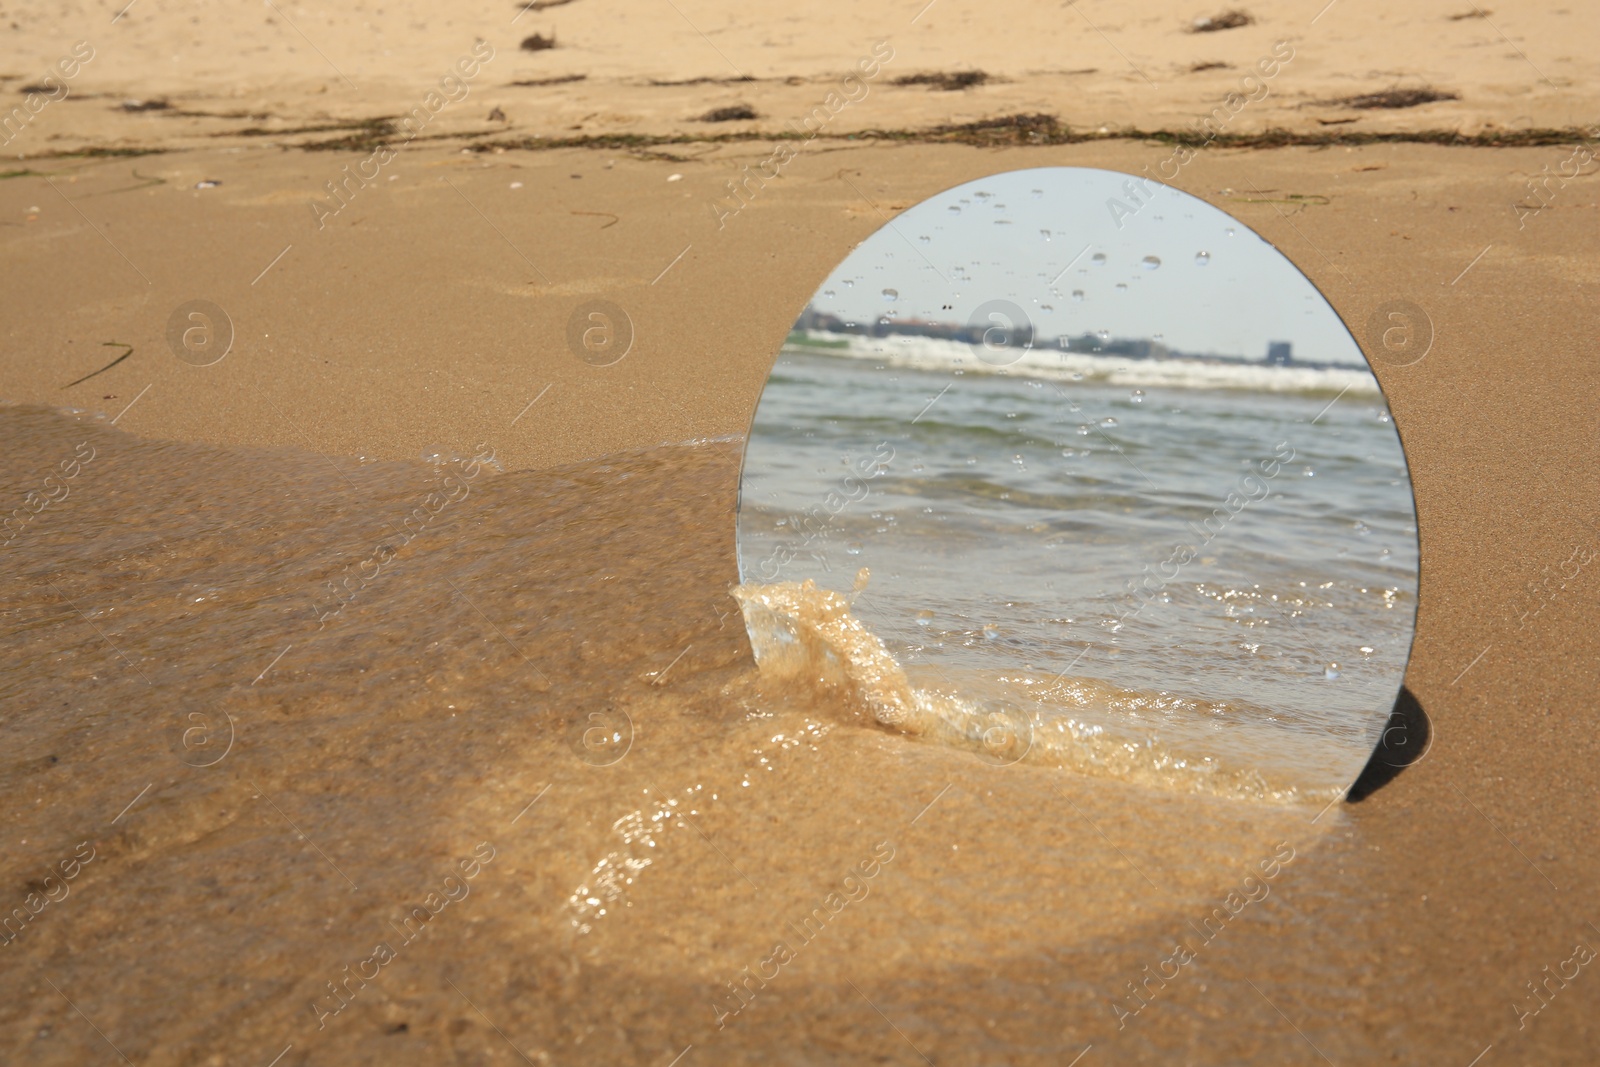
xmin=736 ymin=167 xmax=1419 ymax=802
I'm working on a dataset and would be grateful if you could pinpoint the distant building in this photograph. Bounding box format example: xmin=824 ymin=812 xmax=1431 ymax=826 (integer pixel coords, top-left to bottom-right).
xmin=1266 ymin=341 xmax=1293 ymax=366
xmin=1058 ymin=334 xmax=1171 ymax=360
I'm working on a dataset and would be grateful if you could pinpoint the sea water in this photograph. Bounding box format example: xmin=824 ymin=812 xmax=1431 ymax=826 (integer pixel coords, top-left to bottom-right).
xmin=736 ymin=336 xmax=1419 ymax=801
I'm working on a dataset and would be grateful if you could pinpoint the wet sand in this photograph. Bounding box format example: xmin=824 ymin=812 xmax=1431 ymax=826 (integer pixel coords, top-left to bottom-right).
xmin=1 ymin=403 xmax=1335 ymax=1065
xmin=4 ymin=2 xmax=1600 ymax=1064
xmin=0 ymin=133 xmax=1593 ymax=1062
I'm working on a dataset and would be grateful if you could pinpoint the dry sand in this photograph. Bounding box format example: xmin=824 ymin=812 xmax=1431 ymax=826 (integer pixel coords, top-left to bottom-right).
xmin=2 ymin=0 xmax=1597 ymax=151
xmin=2 ymin=1 xmax=1599 ymax=1064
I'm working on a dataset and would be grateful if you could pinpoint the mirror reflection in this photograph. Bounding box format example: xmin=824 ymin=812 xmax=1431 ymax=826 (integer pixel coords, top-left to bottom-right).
xmin=736 ymin=167 xmax=1418 ymax=803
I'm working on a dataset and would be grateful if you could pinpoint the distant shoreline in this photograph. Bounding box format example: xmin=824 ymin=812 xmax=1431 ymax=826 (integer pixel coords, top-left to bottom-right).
xmin=783 ymin=331 xmax=1379 ymax=396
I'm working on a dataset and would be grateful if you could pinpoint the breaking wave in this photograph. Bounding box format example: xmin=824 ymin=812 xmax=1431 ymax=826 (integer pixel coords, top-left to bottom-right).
xmin=789 ymin=332 xmax=1380 ymax=396
xmin=731 ymin=575 xmax=1346 ymax=805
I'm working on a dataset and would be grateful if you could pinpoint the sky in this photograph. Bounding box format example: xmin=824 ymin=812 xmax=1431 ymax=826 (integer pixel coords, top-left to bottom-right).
xmin=809 ymin=167 xmax=1369 ymax=368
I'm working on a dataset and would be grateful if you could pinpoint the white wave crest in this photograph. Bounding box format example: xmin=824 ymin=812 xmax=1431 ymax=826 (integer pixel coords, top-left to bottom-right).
xmin=790 ymin=331 xmax=1381 ymax=396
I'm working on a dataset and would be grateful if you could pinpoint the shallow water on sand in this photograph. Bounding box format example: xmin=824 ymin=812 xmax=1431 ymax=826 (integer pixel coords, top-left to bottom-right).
xmin=1 ymin=404 xmax=1391 ymax=1066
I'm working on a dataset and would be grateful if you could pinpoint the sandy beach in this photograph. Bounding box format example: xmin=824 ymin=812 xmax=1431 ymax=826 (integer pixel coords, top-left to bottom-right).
xmin=3 ymin=1 xmax=1599 ymax=1065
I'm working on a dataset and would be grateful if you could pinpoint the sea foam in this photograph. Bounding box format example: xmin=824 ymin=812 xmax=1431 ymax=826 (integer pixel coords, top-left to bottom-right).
xmin=791 ymin=332 xmax=1381 ymax=396
xmin=731 ymin=574 xmax=1341 ymax=804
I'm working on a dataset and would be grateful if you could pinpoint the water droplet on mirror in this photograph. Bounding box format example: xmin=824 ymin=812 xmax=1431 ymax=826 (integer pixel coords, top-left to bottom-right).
xmin=916 ymin=610 xmax=935 ymax=627
xmin=1225 ymin=228 xmax=1236 ymax=237
xmin=882 ymin=288 xmax=898 ymax=302
xmin=1141 ymin=255 xmax=1161 ymax=270
xmin=1072 ymin=290 xmax=1084 ymax=302
xmin=1353 ymin=520 xmax=1371 ymax=535
xmin=823 ymin=289 xmax=835 ymax=298
xmin=1324 ymin=663 xmax=1341 ymax=680
xmin=1100 ymin=417 xmax=1118 ymax=428
xmin=843 ymin=279 xmax=854 ymax=287
xmin=1195 ymin=251 xmax=1211 ymax=266
xmin=948 ymin=205 xmax=961 ymax=214
xmin=982 ymin=623 xmax=1000 ymax=640
xmin=1040 ymin=229 xmax=1052 ymax=241
xmin=1115 ymin=283 xmax=1127 ymax=292
xmin=1076 ymin=424 xmax=1091 ymax=436
xmin=1091 ymin=252 xmax=1107 ymax=267
xmin=1130 ymin=389 xmax=1144 ymax=403
xmin=845 ymin=542 xmax=863 ymax=556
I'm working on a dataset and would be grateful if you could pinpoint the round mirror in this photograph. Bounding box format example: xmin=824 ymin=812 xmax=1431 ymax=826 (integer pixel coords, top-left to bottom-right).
xmin=735 ymin=167 xmax=1418 ymax=804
